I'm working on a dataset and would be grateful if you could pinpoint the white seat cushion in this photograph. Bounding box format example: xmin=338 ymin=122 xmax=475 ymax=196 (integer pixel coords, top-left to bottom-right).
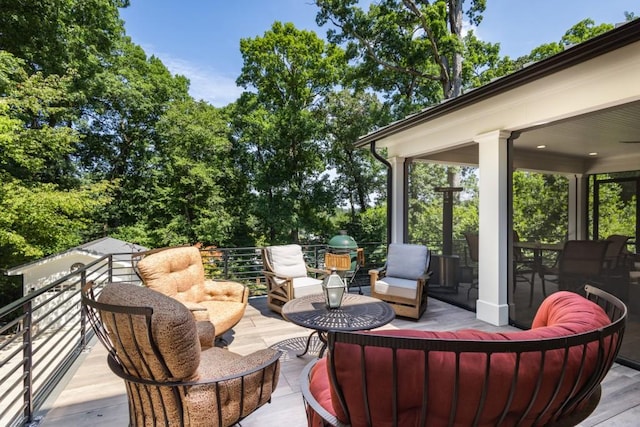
xmin=375 ymin=276 xmax=418 ymax=300
xmin=292 ymin=277 xmax=324 ymax=298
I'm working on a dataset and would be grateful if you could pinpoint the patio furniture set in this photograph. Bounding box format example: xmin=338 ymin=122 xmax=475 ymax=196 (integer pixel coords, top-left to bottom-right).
xmin=81 ymin=243 xmax=627 ymax=426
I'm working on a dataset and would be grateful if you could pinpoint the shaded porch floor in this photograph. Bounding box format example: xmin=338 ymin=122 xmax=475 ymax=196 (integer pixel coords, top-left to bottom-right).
xmin=40 ymin=289 xmax=640 ymax=427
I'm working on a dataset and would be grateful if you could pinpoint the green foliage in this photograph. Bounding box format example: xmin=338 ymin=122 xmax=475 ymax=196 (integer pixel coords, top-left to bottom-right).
xmin=235 ymin=22 xmax=346 ymax=243
xmin=0 ymin=179 xmax=113 ymax=268
xmin=147 ymin=99 xmax=238 ymax=246
xmin=315 ymin=0 xmax=496 ymax=116
xmin=512 ymin=172 xmax=568 ymax=242
xmin=408 ymin=163 xmax=479 ymax=248
xmin=0 ymin=0 xmax=127 ymax=79
xmin=591 ymin=175 xmax=637 ymax=239
xmin=321 ymin=90 xmax=388 ymax=216
xmin=494 ymin=19 xmax=615 ymax=77
xmin=0 ymin=50 xmax=113 ymax=268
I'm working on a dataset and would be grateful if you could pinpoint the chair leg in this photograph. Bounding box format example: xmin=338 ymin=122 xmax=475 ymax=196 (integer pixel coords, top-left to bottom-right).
xmin=467 ymin=283 xmax=477 ymax=300
xmin=528 ymin=279 xmax=534 ymax=307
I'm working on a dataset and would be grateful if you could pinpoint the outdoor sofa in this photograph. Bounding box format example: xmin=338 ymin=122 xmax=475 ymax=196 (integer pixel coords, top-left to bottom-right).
xmin=301 ymin=285 xmax=626 ymax=427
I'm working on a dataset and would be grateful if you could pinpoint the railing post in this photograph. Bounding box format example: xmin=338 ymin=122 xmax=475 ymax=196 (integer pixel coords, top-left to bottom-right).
xmin=223 ymin=250 xmax=229 ymax=279
xmin=22 ymin=299 xmax=33 ymax=423
xmin=315 ymin=246 xmax=320 ymax=269
xmin=80 ymin=270 xmax=88 ymax=348
xmin=108 ymin=254 xmax=113 ymax=283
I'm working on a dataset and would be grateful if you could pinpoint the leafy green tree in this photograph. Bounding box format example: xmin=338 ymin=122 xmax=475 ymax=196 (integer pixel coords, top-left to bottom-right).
xmin=408 ymin=163 xmax=478 ymax=248
xmin=590 ymin=175 xmax=637 ymax=240
xmin=315 ymin=0 xmax=497 ymax=116
xmin=512 ymin=172 xmax=568 ymax=243
xmin=495 ymin=19 xmax=615 ymax=77
xmin=77 ymin=38 xmax=191 ymax=234
xmin=236 ymin=22 xmax=346 ymax=243
xmin=0 ymin=52 xmax=112 ymax=267
xmin=0 ymin=0 xmax=128 ymax=79
xmin=321 ymin=90 xmax=388 ymax=217
xmin=141 ymin=99 xmax=240 ymax=247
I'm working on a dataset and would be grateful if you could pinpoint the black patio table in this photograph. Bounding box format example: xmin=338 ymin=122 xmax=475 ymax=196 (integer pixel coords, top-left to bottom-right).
xmin=282 ymin=293 xmax=395 ymax=357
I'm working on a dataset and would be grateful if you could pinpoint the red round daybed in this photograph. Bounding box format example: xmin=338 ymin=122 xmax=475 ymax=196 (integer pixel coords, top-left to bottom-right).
xmin=301 ymin=285 xmax=626 ymax=427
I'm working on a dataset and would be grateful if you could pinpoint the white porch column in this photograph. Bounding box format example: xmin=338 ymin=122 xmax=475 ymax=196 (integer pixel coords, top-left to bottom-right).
xmin=475 ymin=130 xmax=510 ymax=326
xmin=568 ymin=174 xmax=588 ymax=240
xmin=389 ymin=156 xmax=406 ymax=244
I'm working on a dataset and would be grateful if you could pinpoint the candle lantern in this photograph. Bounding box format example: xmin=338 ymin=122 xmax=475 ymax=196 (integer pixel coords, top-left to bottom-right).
xmin=322 ymin=268 xmax=346 ymax=309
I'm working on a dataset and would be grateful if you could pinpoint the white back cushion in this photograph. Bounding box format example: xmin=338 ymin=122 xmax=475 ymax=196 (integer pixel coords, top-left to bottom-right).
xmin=266 ymin=244 xmax=308 ymax=278
xmin=385 ymin=243 xmax=428 ymax=280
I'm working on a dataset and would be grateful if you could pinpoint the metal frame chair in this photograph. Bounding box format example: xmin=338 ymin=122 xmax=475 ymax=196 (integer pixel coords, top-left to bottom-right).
xmin=82 ymin=281 xmax=281 ymax=427
xmin=301 ymin=285 xmax=626 ymax=427
xmin=541 ymin=240 xmax=610 ymax=293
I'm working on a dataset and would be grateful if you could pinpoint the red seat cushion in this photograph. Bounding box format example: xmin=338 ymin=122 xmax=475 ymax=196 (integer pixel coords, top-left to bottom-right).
xmin=307 ymin=291 xmax=612 ymax=427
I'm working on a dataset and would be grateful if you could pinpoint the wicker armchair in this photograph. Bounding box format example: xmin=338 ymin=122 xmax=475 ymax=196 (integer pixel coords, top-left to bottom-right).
xmin=82 ymin=281 xmax=280 ymax=427
xmin=133 ymin=245 xmax=249 ymax=339
xmin=301 ymin=285 xmax=626 ymax=427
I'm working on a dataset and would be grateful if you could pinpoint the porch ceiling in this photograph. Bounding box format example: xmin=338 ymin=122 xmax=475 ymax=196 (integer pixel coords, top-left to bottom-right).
xmin=415 ymin=99 xmax=640 ymax=175
xmin=362 ymin=20 xmax=640 ymax=176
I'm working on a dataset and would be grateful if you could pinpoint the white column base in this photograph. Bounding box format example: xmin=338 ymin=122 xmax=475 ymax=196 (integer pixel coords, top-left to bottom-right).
xmin=476 ymin=298 xmax=509 ymax=326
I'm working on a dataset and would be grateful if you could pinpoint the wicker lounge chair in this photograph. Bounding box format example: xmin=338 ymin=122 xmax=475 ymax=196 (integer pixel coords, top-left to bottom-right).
xmin=82 ymin=281 xmax=280 ymax=427
xmin=134 ymin=245 xmax=249 ymax=339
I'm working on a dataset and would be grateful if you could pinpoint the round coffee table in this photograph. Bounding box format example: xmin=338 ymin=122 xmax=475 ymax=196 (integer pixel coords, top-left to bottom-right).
xmin=282 ymin=293 xmax=395 ymax=357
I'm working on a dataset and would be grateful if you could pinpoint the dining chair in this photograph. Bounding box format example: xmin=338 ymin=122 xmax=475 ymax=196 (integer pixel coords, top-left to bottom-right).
xmin=324 ymin=249 xmax=365 ymax=294
xmin=603 ymin=234 xmax=631 ymax=271
xmin=541 ymin=240 xmax=610 ymax=293
xmin=463 ymin=232 xmax=479 ymax=299
xmin=513 ymin=231 xmax=537 ymax=306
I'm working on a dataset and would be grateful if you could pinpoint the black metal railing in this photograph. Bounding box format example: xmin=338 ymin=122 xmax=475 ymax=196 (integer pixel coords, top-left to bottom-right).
xmin=0 ymin=253 xmax=136 ymax=427
xmin=0 ymin=242 xmax=393 ymax=426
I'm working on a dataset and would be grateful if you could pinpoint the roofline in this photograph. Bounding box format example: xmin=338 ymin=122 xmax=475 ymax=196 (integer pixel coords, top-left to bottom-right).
xmin=4 ymin=248 xmax=93 ymax=275
xmin=356 ymin=19 xmax=640 ymax=147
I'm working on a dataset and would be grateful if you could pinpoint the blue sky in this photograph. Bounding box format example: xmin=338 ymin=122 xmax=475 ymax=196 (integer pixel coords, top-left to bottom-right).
xmin=120 ymin=1 xmax=638 ymax=107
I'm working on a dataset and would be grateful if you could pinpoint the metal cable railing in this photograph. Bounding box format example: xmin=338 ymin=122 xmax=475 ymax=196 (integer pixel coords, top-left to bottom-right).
xmin=0 ymin=243 xmax=392 ymax=426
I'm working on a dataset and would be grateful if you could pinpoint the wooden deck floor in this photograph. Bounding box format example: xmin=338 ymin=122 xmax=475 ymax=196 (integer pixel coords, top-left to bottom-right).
xmin=39 ymin=292 xmax=640 ymax=427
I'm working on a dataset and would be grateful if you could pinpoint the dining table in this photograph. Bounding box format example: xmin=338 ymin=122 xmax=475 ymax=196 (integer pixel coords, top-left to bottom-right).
xmin=514 ymin=241 xmax=564 ymax=279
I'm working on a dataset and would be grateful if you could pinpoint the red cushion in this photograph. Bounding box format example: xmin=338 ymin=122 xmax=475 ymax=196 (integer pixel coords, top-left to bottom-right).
xmin=308 ymin=291 xmax=612 ymax=427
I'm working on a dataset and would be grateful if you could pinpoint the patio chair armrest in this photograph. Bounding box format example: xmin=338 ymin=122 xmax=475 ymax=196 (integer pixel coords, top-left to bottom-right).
xmin=203 ymin=279 xmax=248 ymax=303
xmin=307 ymin=266 xmax=329 ymax=277
xmin=262 ymin=269 xmax=294 ymax=281
xmin=182 ymin=301 xmax=210 ymax=322
xmin=300 ymin=359 xmax=347 ymax=427
xmin=369 ymin=266 xmax=386 ymax=278
xmin=420 ymin=272 xmax=432 ymax=282
xmin=109 ymin=347 xmax=281 ymax=386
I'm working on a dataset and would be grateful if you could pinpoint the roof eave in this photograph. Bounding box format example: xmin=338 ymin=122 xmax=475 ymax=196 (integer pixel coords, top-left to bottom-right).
xmin=356 ymin=19 xmax=640 ymax=148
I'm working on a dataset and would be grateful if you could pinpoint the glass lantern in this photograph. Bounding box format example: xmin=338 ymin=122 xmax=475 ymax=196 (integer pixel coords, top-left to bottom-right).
xmin=323 ymin=268 xmax=346 ymax=309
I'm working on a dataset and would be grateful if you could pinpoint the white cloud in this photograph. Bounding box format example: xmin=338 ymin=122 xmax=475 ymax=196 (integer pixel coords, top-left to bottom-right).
xmin=144 ymin=47 xmax=244 ymax=107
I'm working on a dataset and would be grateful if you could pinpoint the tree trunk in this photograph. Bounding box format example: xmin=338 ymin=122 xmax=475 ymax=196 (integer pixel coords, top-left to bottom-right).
xmin=448 ymin=0 xmax=463 ymax=98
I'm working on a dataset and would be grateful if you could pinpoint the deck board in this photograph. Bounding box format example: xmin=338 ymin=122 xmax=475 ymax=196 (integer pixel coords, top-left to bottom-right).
xmin=40 ymin=292 xmax=639 ymax=427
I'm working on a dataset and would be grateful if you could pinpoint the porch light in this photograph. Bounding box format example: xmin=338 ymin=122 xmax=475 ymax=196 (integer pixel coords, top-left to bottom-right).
xmin=322 ymin=268 xmax=346 ymax=309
